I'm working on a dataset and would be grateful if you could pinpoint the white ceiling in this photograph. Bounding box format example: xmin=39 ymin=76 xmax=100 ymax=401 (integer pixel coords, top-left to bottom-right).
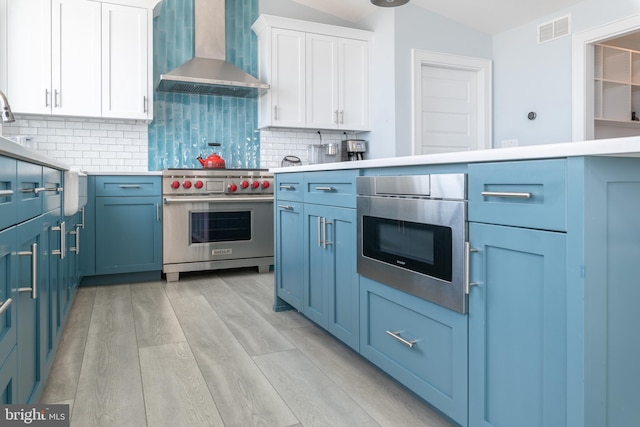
xmin=290 ymin=0 xmax=585 ymax=35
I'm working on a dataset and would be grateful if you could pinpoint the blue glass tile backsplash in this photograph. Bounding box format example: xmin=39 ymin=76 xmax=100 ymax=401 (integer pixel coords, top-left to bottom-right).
xmin=148 ymin=0 xmax=260 ymax=170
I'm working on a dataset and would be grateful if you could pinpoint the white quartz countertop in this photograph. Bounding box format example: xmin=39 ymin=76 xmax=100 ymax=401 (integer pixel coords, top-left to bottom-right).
xmin=270 ymin=136 xmax=640 ymax=173
xmin=86 ymin=171 xmax=163 ymax=176
xmin=0 ymin=135 xmax=70 ymax=170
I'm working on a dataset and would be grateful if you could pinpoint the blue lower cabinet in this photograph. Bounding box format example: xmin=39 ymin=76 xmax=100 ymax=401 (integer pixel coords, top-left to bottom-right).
xmin=16 ymin=215 xmax=49 ymax=404
xmin=303 ymin=204 xmax=359 ymax=351
xmin=0 ymin=157 xmax=17 ymax=231
xmin=0 ymin=346 xmax=18 ymax=404
xmin=468 ymin=222 xmax=567 ymax=427
xmin=43 ymin=211 xmax=63 ymax=375
xmin=360 ymin=276 xmax=468 ymax=426
xmin=0 ymin=227 xmax=18 ymax=369
xmin=275 ymin=202 xmax=304 ymax=310
xmin=95 ymin=196 xmax=161 ymax=275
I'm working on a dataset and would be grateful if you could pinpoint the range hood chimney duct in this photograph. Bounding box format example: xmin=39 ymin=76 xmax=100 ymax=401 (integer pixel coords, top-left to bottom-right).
xmin=156 ymin=0 xmax=268 ymax=97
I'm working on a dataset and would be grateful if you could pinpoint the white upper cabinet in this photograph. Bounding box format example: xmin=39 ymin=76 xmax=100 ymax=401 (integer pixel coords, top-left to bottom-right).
xmin=52 ymin=0 xmax=102 ymax=117
xmin=7 ymin=0 xmax=52 ymax=115
xmin=6 ymin=0 xmax=154 ymax=121
xmin=252 ymin=15 xmax=372 ymax=131
xmin=101 ymin=3 xmax=149 ymax=119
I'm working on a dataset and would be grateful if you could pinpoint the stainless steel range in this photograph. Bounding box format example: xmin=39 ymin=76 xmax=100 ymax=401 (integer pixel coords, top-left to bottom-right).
xmin=162 ymin=169 xmax=274 ymax=282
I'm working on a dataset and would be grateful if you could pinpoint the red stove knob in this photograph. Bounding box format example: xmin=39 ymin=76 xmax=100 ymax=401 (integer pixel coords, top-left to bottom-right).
xmin=229 ymin=183 xmax=238 ymax=192
xmin=251 ymin=180 xmax=260 ymax=189
xmin=240 ymin=180 xmax=249 ymax=189
xmin=194 ymin=180 xmax=204 ymax=189
xmin=183 ymin=180 xmax=192 ymax=189
xmin=171 ymin=180 xmax=180 ymax=189
xmin=262 ymin=180 xmax=270 ymax=189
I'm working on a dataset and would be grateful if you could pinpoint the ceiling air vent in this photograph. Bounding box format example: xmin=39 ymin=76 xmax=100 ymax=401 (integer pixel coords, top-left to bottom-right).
xmin=538 ymin=15 xmax=571 ymax=44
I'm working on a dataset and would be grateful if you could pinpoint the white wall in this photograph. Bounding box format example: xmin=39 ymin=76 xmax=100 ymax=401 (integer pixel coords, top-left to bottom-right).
xmin=492 ymin=0 xmax=640 ymax=146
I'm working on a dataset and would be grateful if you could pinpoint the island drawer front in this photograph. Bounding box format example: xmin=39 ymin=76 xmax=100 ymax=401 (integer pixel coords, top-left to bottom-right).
xmin=303 ymin=170 xmax=359 ymax=208
xmin=95 ymin=176 xmax=161 ymax=197
xmin=468 ymin=159 xmax=567 ymax=231
xmin=359 ymin=277 xmax=468 ymax=426
xmin=275 ymin=173 xmax=304 ymax=202
xmin=0 ymin=157 xmax=17 ymax=231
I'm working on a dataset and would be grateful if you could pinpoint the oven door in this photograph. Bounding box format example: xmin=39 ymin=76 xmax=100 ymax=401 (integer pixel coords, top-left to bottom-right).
xmin=163 ymin=197 xmax=274 ymax=265
xmin=357 ymin=195 xmax=467 ymax=313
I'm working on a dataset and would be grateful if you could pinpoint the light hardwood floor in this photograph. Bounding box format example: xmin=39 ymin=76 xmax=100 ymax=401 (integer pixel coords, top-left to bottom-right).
xmin=41 ymin=269 xmax=456 ymax=427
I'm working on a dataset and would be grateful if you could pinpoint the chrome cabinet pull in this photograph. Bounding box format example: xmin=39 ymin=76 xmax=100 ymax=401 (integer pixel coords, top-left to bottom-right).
xmin=51 ymin=221 xmax=66 ymax=260
xmin=45 ymin=89 xmax=50 ymax=107
xmin=277 ymin=204 xmax=293 ymax=210
xmin=45 ymin=186 xmax=63 ymax=193
xmin=334 ymin=110 xmax=339 ymax=124
xmin=0 ymin=190 xmax=14 ymax=197
xmin=274 ymin=105 xmax=278 ymax=120
xmin=156 ymin=203 xmax=160 ymax=222
xmin=78 ymin=206 xmax=85 ymax=229
xmin=143 ymin=95 xmax=148 ymax=113
xmin=464 ymin=242 xmax=479 ymax=295
xmin=323 ymin=219 xmax=332 ymax=248
xmin=0 ymin=298 xmax=13 ymax=316
xmin=21 ymin=187 xmax=46 ymax=194
xmin=318 ymin=217 xmax=322 ymax=247
xmin=18 ymin=243 xmax=38 ymax=299
xmin=70 ymin=225 xmax=80 ymax=254
xmin=118 ymin=184 xmax=141 ymax=189
xmin=385 ymin=330 xmax=417 ymax=348
xmin=481 ymin=191 xmax=532 ymax=199
xmin=279 ymin=185 xmax=294 ymax=190
xmin=315 ymin=186 xmax=335 ymax=192
xmin=54 ymin=89 xmax=59 ymax=108
xmin=340 ymin=110 xmax=344 ymax=124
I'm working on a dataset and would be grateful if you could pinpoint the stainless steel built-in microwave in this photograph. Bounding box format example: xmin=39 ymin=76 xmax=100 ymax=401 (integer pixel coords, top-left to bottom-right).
xmin=356 ymin=174 xmax=468 ymax=313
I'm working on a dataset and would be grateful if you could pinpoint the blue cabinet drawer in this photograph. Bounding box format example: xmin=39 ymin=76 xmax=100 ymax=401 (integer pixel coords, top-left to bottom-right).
xmin=359 ymin=276 xmax=468 ymax=426
xmin=303 ymin=170 xmax=359 ymax=208
xmin=0 ymin=157 xmax=17 ymax=231
xmin=16 ymin=161 xmax=43 ymax=223
xmin=95 ymin=175 xmax=161 ymax=197
xmin=43 ymin=167 xmax=62 ymax=213
xmin=469 ymin=159 xmax=567 ymax=231
xmin=275 ymin=173 xmax=304 ymax=202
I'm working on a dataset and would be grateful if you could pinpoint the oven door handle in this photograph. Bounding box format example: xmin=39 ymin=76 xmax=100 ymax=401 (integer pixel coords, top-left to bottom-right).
xmin=163 ymin=196 xmax=274 ymax=204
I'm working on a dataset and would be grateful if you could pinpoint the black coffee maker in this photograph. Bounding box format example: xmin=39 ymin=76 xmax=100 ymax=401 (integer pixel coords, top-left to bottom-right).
xmin=345 ymin=139 xmax=367 ymax=161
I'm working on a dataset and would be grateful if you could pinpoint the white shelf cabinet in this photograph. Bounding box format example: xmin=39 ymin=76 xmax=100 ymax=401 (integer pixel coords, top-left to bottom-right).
xmin=6 ymin=0 xmax=155 ymax=121
xmin=252 ymin=15 xmax=372 ymax=132
xmin=594 ymin=44 xmax=640 ymax=124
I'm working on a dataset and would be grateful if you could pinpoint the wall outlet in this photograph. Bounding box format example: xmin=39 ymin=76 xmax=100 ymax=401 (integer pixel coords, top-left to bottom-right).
xmin=501 ymin=139 xmax=519 ymax=148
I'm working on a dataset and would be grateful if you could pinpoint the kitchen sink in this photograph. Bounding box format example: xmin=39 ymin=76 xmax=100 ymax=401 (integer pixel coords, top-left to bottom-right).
xmin=63 ymin=169 xmax=88 ymax=216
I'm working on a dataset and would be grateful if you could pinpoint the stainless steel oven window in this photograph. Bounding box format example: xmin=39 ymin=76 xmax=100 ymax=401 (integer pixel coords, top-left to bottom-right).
xmin=190 ymin=211 xmax=252 ymax=243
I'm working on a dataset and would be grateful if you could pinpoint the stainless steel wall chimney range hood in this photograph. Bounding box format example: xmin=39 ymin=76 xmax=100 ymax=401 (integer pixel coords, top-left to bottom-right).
xmin=156 ymin=0 xmax=269 ymax=98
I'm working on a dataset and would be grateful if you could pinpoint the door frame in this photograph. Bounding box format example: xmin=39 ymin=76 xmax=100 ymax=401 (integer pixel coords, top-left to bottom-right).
xmin=411 ymin=49 xmax=492 ymax=155
xmin=572 ymin=13 xmax=640 ymax=141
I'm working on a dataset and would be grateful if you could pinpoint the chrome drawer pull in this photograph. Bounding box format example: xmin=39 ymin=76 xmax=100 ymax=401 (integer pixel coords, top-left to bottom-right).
xmin=0 ymin=298 xmax=13 ymax=316
xmin=118 ymin=184 xmax=141 ymax=189
xmin=279 ymin=185 xmax=294 ymax=190
xmin=481 ymin=191 xmax=532 ymax=199
xmin=0 ymin=189 xmax=14 ymax=196
xmin=20 ymin=187 xmax=46 ymax=194
xmin=18 ymin=243 xmax=38 ymax=299
xmin=464 ymin=242 xmax=479 ymax=295
xmin=45 ymin=186 xmax=63 ymax=192
xmin=51 ymin=221 xmax=66 ymax=260
xmin=385 ymin=330 xmax=417 ymax=348
xmin=277 ymin=205 xmax=294 ymax=210
xmin=315 ymin=186 xmax=336 ymax=192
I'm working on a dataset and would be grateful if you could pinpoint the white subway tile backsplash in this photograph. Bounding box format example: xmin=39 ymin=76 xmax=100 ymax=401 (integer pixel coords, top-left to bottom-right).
xmin=259 ymin=128 xmax=349 ymax=169
xmin=0 ymin=114 xmax=149 ymax=172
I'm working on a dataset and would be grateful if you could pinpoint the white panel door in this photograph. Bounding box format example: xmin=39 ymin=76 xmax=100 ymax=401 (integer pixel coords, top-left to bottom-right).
xmin=306 ymin=33 xmax=339 ymax=129
xmin=7 ymin=0 xmax=51 ymax=115
xmin=419 ymin=65 xmax=478 ymax=154
xmin=271 ymin=28 xmax=305 ymax=128
xmin=339 ymin=38 xmax=369 ymax=131
xmin=102 ymin=3 xmax=148 ymax=119
xmin=51 ymin=0 xmax=101 ymax=117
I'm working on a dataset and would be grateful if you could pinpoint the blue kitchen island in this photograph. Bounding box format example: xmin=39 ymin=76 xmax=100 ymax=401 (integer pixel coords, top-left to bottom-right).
xmin=271 ymin=137 xmax=640 ymax=427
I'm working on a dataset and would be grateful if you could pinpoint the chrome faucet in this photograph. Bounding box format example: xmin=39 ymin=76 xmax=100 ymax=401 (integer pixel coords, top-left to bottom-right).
xmin=0 ymin=90 xmax=15 ymax=123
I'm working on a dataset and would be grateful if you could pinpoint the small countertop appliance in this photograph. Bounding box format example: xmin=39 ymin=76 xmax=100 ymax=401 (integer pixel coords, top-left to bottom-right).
xmin=345 ymin=139 xmax=367 ymax=161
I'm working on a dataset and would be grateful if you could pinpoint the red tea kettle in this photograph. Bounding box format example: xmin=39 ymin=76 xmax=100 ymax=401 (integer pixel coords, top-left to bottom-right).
xmin=197 ymin=142 xmax=226 ymax=169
